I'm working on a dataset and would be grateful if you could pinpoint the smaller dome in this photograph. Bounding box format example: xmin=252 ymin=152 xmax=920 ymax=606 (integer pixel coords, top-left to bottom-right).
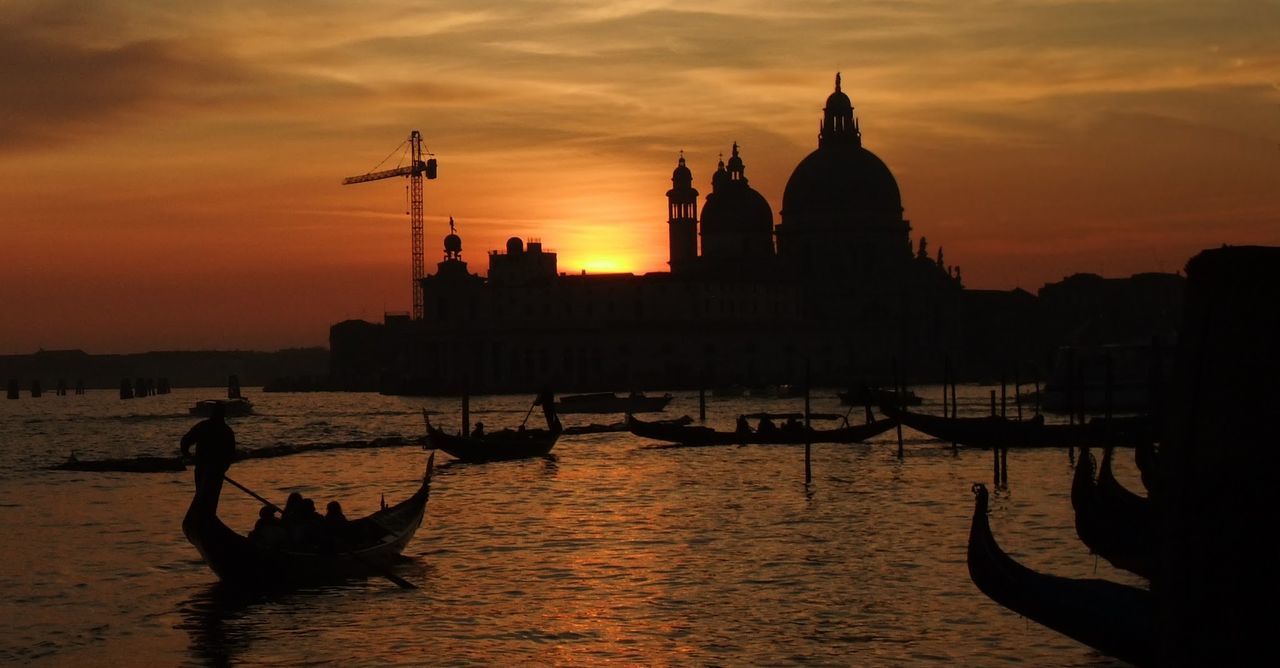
xmin=506 ymin=237 xmax=524 ymax=254
xmin=672 ymin=156 xmax=692 ymax=180
xmin=444 ymin=233 xmax=462 ymax=253
xmin=700 ymin=187 xmax=774 ymax=235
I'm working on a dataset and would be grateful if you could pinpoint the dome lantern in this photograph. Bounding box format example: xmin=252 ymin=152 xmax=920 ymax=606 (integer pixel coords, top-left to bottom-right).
xmin=821 ymin=72 xmax=860 ymax=148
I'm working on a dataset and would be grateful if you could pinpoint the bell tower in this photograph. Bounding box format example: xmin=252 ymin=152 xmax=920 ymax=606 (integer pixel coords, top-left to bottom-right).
xmin=666 ymin=152 xmax=699 ymax=274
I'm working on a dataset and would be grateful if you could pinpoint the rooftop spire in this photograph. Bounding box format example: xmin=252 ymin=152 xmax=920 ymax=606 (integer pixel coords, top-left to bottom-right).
xmin=835 ymin=71 xmax=842 ymax=93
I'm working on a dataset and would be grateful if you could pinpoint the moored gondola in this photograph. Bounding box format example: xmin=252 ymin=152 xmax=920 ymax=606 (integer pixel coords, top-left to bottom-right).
xmin=1071 ymin=446 xmax=1154 ymax=579
xmin=838 ymin=386 xmax=922 ymax=406
xmin=627 ymin=413 xmax=897 ymax=447
xmin=554 ymin=391 xmax=672 ymax=415
xmin=182 ymin=454 xmax=434 ymax=589
xmin=967 ymin=483 xmax=1153 ymax=666
xmin=424 ymin=391 xmax=562 ymax=462
xmin=881 ymin=403 xmax=1149 ymax=449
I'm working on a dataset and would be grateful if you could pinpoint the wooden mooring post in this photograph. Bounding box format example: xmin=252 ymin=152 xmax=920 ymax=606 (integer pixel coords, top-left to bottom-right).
xmin=6 ymin=379 xmax=18 ymax=400
xmin=893 ymin=358 xmax=904 ymax=460
xmin=1014 ymin=369 xmax=1022 ymax=421
xmin=804 ymin=360 xmax=812 ymax=485
xmin=461 ymin=388 xmax=470 ymax=437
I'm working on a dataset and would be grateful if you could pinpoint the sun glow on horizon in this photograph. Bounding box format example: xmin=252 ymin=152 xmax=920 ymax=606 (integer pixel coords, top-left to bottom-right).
xmin=569 ymin=256 xmax=637 ymax=275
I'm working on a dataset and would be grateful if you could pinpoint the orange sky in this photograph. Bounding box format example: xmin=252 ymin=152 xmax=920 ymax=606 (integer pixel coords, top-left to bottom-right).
xmin=1 ymin=0 xmax=1277 ymax=353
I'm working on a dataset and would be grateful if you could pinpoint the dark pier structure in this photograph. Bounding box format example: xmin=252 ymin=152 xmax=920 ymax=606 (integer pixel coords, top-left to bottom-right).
xmin=331 ymin=75 xmax=1182 ymax=395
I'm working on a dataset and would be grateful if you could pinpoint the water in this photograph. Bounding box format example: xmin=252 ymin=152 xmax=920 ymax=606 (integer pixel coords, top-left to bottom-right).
xmin=0 ymin=387 xmax=1140 ymax=665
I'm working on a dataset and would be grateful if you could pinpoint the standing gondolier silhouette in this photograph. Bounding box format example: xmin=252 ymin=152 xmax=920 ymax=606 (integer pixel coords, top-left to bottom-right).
xmin=180 ymin=402 xmax=237 ymax=511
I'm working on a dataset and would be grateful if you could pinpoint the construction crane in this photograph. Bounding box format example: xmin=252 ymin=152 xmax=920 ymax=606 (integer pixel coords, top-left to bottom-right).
xmin=342 ymin=130 xmax=438 ymax=320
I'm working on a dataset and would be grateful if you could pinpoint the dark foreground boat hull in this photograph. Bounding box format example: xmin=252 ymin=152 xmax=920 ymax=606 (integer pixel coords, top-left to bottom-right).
xmin=627 ymin=415 xmax=898 ymax=447
xmin=968 ymin=484 xmax=1153 ymax=666
xmin=183 ymin=456 xmax=433 ymax=589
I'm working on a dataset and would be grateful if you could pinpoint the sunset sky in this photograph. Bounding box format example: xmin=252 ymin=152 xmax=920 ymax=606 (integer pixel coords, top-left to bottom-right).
xmin=2 ymin=0 xmax=1277 ymax=353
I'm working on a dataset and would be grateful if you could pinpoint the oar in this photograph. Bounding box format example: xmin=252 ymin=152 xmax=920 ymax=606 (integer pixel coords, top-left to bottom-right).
xmin=519 ymin=398 xmax=538 ymax=429
xmin=222 ymin=474 xmax=417 ymax=590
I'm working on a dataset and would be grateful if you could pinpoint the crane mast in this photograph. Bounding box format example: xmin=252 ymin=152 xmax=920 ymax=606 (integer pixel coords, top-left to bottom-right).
xmin=342 ymin=130 xmax=437 ymax=320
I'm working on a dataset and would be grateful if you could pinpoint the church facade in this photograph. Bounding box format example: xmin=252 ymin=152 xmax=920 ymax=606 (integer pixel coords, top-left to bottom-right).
xmin=330 ymin=76 xmax=1077 ymax=394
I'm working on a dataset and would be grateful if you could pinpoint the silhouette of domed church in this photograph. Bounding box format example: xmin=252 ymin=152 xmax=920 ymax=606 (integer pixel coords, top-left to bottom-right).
xmin=665 ymin=73 xmax=958 ymax=323
xmin=332 ymin=75 xmax=1157 ymax=395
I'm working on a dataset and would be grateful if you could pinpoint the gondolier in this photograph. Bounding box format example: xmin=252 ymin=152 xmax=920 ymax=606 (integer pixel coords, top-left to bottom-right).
xmin=180 ymin=402 xmax=236 ymax=491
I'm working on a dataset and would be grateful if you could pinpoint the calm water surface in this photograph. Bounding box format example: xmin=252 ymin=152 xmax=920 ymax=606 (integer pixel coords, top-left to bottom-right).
xmin=0 ymin=387 xmax=1140 ymax=665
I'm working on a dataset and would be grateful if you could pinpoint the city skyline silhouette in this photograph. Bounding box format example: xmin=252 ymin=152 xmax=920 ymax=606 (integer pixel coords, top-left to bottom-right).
xmin=2 ymin=2 xmax=1276 ymax=354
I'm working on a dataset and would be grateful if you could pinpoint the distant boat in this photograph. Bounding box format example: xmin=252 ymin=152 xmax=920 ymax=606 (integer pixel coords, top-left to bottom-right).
xmin=879 ymin=403 xmax=1150 ymax=449
xmin=627 ymin=412 xmax=897 ymax=447
xmin=967 ymin=483 xmax=1153 ymax=666
xmin=424 ymin=392 xmax=562 ymax=462
xmin=838 ymin=387 xmax=922 ymax=406
xmin=750 ymin=384 xmax=804 ymax=398
xmin=555 ymin=392 xmax=672 ymax=415
xmin=190 ymin=398 xmax=254 ymax=417
xmin=183 ymin=455 xmax=433 ymax=589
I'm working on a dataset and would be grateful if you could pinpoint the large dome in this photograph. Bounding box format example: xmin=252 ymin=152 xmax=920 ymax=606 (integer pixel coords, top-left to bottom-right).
xmin=781 ymin=143 xmax=902 ymax=222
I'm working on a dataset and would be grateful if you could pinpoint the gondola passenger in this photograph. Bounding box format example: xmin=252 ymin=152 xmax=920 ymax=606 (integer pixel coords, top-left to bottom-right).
xmin=757 ymin=416 xmax=777 ymax=433
xmin=325 ymin=500 xmax=351 ymax=545
xmin=297 ymin=498 xmax=330 ymax=550
xmin=472 ymin=422 xmax=485 ymax=438
xmin=735 ymin=415 xmax=752 ymax=434
xmin=325 ymin=500 xmax=348 ymax=525
xmin=783 ymin=416 xmax=802 ymax=432
xmin=249 ymin=505 xmax=287 ymax=547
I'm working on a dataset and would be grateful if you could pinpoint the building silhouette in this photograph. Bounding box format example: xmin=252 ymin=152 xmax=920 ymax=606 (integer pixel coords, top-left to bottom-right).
xmin=330 ymin=75 xmax=1180 ymax=394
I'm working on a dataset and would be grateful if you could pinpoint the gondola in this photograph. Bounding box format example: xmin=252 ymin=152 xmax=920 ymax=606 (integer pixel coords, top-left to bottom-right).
xmin=554 ymin=391 xmax=672 ymax=415
xmin=627 ymin=413 xmax=897 ymax=447
xmin=423 ymin=392 xmax=562 ymax=462
xmin=880 ymin=403 xmax=1149 ymax=449
xmin=562 ymin=415 xmax=693 ymax=435
xmin=182 ymin=454 xmax=434 ymax=589
xmin=1071 ymin=447 xmax=1154 ymax=579
xmin=967 ymin=483 xmax=1154 ymax=666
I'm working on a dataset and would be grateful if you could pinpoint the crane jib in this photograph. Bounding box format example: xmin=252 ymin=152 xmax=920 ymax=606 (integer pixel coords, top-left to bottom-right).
xmin=342 ymin=160 xmax=436 ymax=185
